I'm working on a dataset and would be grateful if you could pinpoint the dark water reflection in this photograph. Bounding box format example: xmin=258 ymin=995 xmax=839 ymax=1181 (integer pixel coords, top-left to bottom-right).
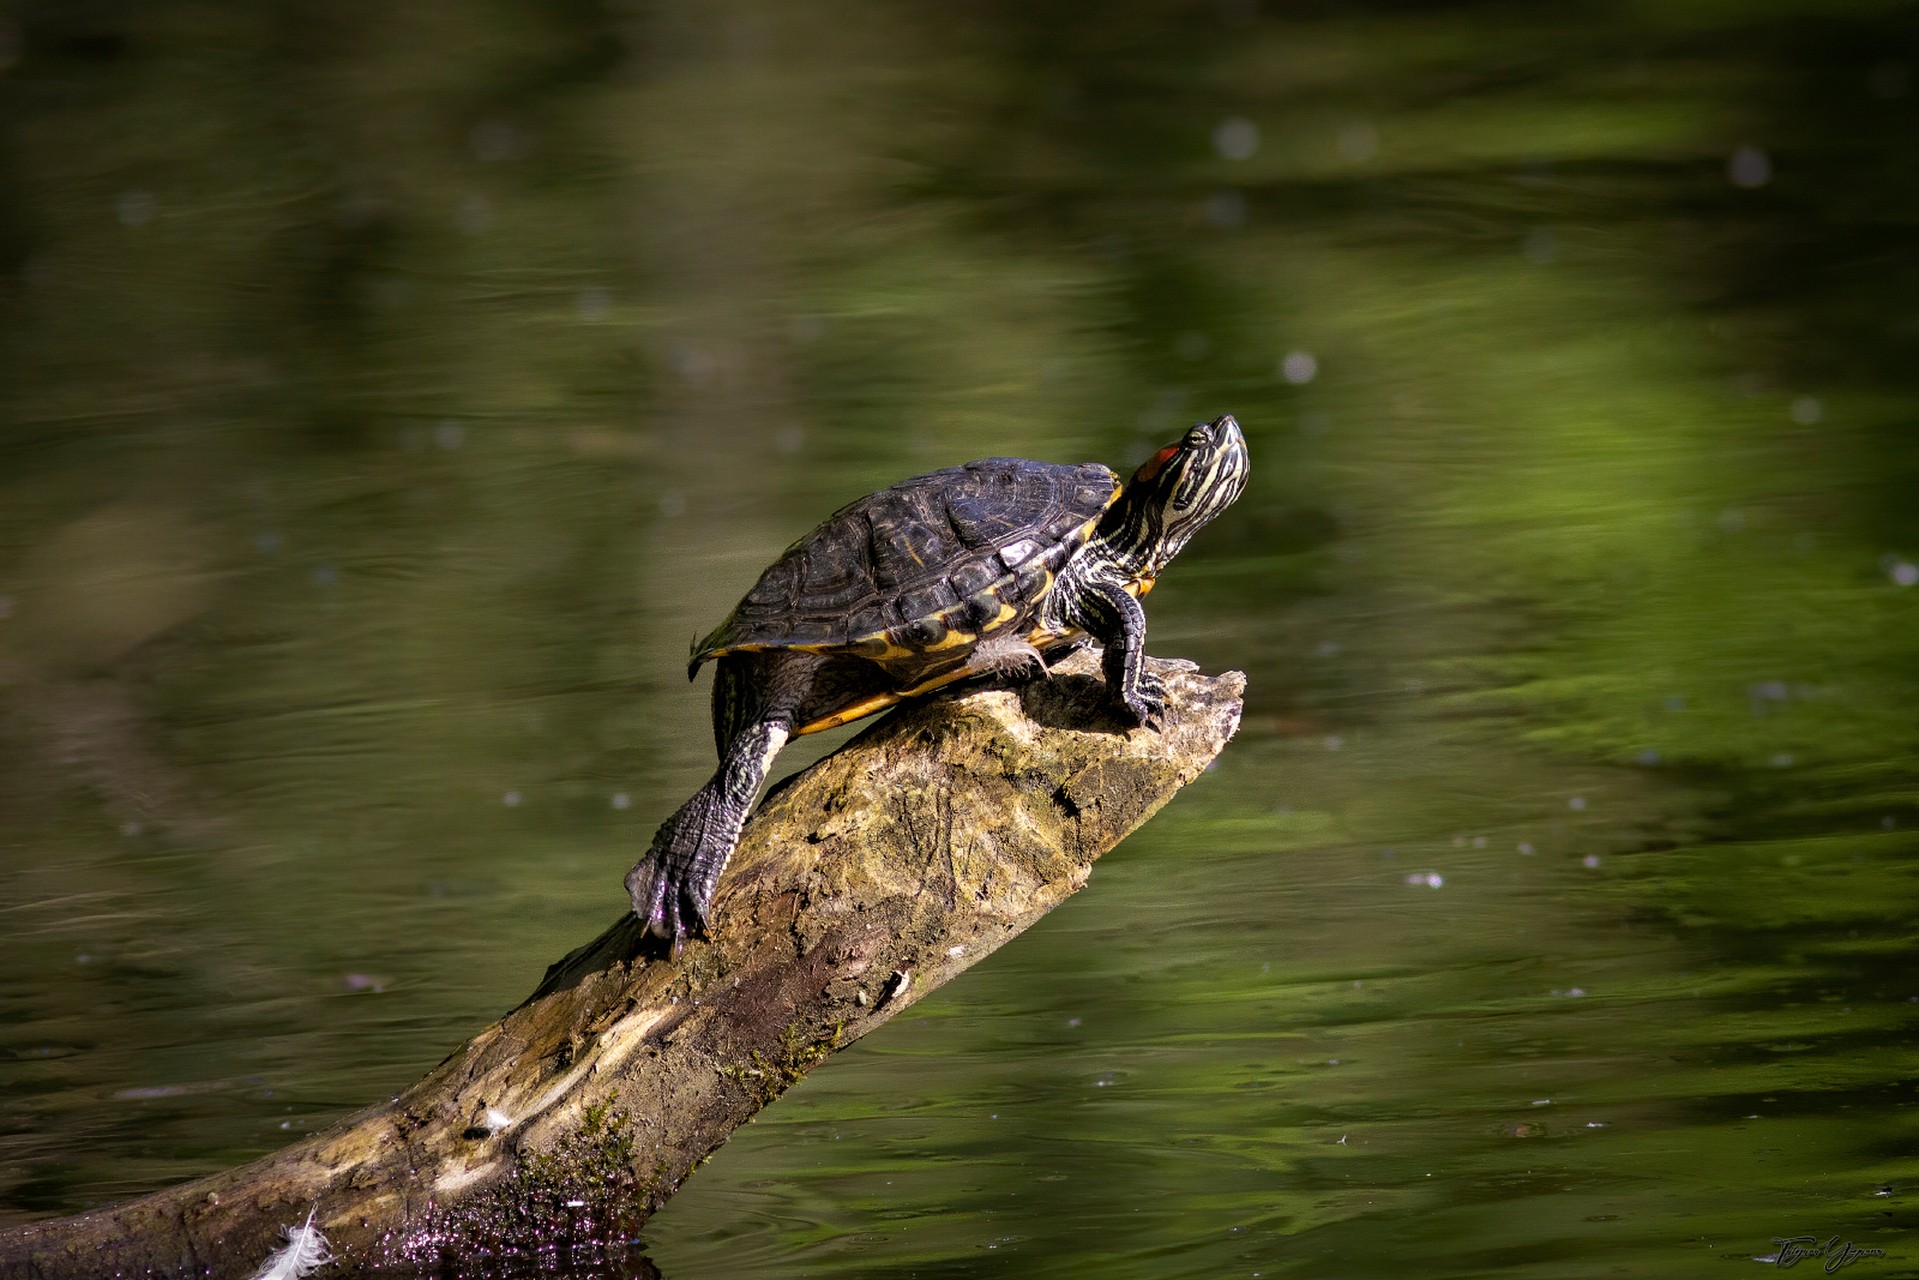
xmin=3 ymin=0 xmax=1918 ymax=1275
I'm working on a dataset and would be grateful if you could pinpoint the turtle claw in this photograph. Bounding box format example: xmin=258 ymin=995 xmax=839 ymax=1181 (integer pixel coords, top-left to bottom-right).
xmin=626 ymin=856 xmax=680 ymax=942
xmin=1118 ymin=670 xmax=1168 ymax=731
xmin=627 ymin=791 xmax=731 ymax=946
xmin=628 ymin=854 xmax=713 ymax=947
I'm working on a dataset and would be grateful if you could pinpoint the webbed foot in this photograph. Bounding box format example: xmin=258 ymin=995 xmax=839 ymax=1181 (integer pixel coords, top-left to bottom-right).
xmin=626 ymin=786 xmax=733 ymax=944
xmin=626 ymin=852 xmax=708 ymax=946
xmin=1117 ymin=668 xmax=1167 ymax=730
xmin=627 ymin=715 xmax=791 ymax=946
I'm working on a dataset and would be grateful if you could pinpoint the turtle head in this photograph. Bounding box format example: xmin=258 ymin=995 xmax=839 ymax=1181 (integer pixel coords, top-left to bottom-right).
xmin=1113 ymin=414 xmax=1249 ymax=574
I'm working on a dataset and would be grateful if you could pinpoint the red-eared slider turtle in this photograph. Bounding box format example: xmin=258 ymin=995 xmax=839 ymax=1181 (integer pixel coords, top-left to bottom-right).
xmin=628 ymin=413 xmax=1249 ymax=941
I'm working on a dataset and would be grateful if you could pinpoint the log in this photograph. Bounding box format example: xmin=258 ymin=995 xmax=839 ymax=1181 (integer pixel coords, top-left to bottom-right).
xmin=0 ymin=652 xmax=1244 ymax=1278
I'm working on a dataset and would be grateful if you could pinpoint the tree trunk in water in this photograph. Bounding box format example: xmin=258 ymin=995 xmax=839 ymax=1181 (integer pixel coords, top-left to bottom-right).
xmin=0 ymin=653 xmax=1244 ymax=1278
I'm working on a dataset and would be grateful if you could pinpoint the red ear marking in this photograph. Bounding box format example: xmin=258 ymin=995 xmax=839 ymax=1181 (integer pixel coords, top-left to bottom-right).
xmin=1136 ymin=443 xmax=1180 ymax=482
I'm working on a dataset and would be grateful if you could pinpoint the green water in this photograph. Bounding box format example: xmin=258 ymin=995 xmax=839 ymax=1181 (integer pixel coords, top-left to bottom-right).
xmin=3 ymin=1 xmax=1917 ymax=1275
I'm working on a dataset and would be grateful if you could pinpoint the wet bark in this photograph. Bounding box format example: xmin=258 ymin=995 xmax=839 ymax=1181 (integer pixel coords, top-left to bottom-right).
xmin=0 ymin=653 xmax=1244 ymax=1278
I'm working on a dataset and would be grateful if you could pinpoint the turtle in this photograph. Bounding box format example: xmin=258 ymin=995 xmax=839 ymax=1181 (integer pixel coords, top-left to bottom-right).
xmin=627 ymin=412 xmax=1249 ymax=942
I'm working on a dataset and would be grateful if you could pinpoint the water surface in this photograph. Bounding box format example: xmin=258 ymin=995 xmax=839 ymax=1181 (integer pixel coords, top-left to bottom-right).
xmin=2 ymin=1 xmax=1917 ymax=1275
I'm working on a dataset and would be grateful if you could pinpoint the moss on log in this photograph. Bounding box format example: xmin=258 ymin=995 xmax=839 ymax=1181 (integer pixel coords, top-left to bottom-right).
xmin=0 ymin=653 xmax=1244 ymax=1278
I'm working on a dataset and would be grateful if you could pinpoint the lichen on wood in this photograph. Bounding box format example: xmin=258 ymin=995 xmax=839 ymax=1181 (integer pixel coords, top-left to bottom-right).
xmin=0 ymin=652 xmax=1244 ymax=1279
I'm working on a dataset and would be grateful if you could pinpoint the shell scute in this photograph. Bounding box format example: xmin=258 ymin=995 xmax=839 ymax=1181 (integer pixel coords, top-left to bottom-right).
xmin=995 ymin=536 xmax=1042 ymax=569
xmin=960 ymin=589 xmax=1003 ymax=633
xmin=845 ymin=601 xmax=895 ymax=639
xmin=693 ymin=457 xmax=1118 ymax=666
xmin=895 ymin=579 xmax=959 ymax=626
xmin=949 ymin=558 xmax=998 ymax=597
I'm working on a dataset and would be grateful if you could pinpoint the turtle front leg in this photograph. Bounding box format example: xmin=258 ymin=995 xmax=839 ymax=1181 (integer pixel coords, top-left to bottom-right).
xmin=627 ymin=715 xmax=791 ymax=942
xmin=1071 ymin=578 xmax=1164 ymax=729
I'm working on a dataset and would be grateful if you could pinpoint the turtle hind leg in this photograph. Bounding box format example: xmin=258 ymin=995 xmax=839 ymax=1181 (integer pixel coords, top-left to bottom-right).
xmin=629 ymin=652 xmax=816 ymax=942
xmin=628 ymin=714 xmax=791 ymax=941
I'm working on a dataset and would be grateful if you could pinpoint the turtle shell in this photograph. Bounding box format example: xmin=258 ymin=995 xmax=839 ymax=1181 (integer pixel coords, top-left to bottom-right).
xmin=692 ymin=458 xmax=1119 ymax=674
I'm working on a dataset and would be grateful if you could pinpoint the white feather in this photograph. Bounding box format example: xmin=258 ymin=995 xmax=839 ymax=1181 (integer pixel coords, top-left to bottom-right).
xmin=248 ymin=1206 xmax=333 ymax=1280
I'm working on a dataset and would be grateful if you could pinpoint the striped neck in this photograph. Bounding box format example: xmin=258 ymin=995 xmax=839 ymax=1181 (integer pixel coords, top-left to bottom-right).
xmin=1072 ymin=413 xmax=1248 ymax=604
xmin=1090 ymin=491 xmax=1175 ymax=584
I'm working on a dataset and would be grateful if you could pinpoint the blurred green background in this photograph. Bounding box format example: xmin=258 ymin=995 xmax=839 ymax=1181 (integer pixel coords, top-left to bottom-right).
xmin=2 ymin=0 xmax=1917 ymax=1275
